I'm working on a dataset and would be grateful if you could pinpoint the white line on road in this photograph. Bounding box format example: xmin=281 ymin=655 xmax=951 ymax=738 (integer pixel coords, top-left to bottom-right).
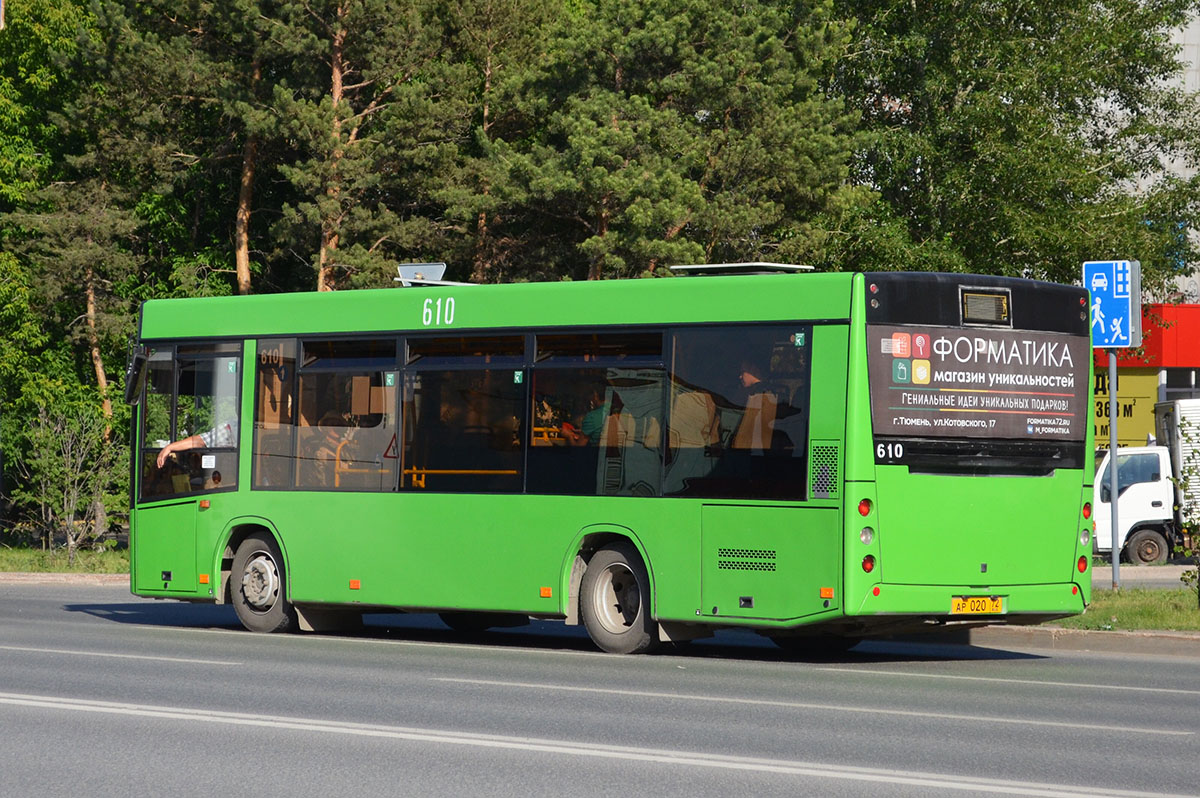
xmin=818 ymin=667 xmax=1200 ymax=696
xmin=432 ymin=678 xmax=1192 ymax=737
xmin=0 ymin=691 xmax=1188 ymax=798
xmin=0 ymin=645 xmax=239 ymax=666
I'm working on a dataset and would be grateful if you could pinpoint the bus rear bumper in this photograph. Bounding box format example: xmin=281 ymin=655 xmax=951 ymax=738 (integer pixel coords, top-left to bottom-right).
xmin=847 ymin=581 xmax=1088 ymax=622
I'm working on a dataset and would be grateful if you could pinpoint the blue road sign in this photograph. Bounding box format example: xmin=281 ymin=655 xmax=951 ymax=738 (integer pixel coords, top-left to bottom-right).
xmin=1083 ymin=260 xmax=1141 ymax=349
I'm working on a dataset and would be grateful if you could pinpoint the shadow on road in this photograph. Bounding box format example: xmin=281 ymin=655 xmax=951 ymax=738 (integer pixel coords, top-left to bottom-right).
xmin=62 ymin=597 xmax=1045 ymax=665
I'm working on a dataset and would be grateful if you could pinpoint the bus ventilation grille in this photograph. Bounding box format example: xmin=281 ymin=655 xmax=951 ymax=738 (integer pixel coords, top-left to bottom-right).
xmin=717 ymin=548 xmax=777 ymax=572
xmin=810 ymin=442 xmax=840 ymax=499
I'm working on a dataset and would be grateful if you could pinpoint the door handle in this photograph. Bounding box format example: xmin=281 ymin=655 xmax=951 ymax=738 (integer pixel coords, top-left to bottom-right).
xmin=1151 ymin=501 xmax=1163 ymax=507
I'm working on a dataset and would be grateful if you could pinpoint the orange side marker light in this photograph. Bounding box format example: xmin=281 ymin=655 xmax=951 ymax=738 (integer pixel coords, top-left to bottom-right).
xmin=199 ymin=574 xmax=210 ymax=585
xmin=539 ymin=586 xmax=553 ymax=598
xmin=349 ymin=579 xmax=361 ymax=590
xmin=819 ymin=587 xmax=834 ymax=599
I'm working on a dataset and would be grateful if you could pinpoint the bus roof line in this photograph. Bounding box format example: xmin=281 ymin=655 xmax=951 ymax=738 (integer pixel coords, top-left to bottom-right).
xmin=668 ymin=262 xmax=814 ymax=275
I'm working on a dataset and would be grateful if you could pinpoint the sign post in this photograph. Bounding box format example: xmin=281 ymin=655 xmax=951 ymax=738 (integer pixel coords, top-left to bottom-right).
xmin=1083 ymin=260 xmax=1141 ymax=590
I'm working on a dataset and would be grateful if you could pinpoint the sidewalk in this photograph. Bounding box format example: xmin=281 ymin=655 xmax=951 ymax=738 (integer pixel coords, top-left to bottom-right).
xmin=0 ymin=572 xmax=128 ymax=586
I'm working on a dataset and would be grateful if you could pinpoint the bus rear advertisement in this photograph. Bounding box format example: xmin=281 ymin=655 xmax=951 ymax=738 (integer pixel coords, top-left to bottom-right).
xmin=126 ymin=268 xmax=1094 ymax=654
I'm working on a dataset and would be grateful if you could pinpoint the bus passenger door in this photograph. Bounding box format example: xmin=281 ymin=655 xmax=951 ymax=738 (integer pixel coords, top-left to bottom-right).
xmin=700 ymin=505 xmax=840 ymax=621
xmin=132 ymin=500 xmax=198 ymax=593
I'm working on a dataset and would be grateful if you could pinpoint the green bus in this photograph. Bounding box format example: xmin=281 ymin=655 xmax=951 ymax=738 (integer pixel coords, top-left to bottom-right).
xmin=125 ymin=267 xmax=1094 ymax=654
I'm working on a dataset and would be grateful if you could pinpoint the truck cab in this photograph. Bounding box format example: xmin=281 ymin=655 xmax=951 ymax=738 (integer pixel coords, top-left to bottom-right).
xmin=1092 ymin=446 xmax=1174 ymax=564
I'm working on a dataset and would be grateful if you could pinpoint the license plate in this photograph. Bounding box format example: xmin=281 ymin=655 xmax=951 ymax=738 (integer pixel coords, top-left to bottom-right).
xmin=950 ymin=595 xmax=1003 ymax=614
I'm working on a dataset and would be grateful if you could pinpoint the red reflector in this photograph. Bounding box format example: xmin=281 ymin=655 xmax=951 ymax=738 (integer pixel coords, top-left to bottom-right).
xmin=1072 ymin=585 xmax=1079 ymax=595
xmin=862 ymin=554 xmax=876 ymax=573
xmin=349 ymin=579 xmax=361 ymax=590
xmin=858 ymin=499 xmax=872 ymax=517
xmin=872 ymin=586 xmax=881 ymax=596
xmin=1077 ymin=556 xmax=1088 ymax=573
xmin=1082 ymin=502 xmax=1092 ymax=520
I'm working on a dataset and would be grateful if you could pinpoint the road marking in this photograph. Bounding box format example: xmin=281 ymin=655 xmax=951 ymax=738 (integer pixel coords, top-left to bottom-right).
xmin=817 ymin=667 xmax=1200 ymax=697
xmin=0 ymin=645 xmax=239 ymax=666
xmin=0 ymin=691 xmax=1188 ymax=798
xmin=433 ymin=678 xmax=1191 ymax=738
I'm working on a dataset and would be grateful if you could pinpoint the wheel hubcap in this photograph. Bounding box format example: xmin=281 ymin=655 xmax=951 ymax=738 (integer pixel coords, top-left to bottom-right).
xmin=241 ymin=552 xmax=279 ymax=611
xmin=593 ymin=563 xmax=640 ymax=634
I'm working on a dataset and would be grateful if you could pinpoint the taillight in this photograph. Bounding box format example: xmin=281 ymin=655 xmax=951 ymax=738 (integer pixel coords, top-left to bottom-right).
xmin=858 ymin=499 xmax=872 ymax=517
xmin=1082 ymin=502 xmax=1092 ymax=520
xmin=862 ymin=555 xmax=876 ymax=573
xmin=1077 ymin=556 xmax=1088 ymax=573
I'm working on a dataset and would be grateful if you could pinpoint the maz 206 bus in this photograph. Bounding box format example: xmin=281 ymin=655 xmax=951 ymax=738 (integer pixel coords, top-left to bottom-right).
xmin=124 ymin=266 xmax=1094 ymax=654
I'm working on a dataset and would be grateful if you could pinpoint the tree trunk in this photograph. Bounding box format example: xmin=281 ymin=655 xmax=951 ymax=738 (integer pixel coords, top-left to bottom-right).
xmin=234 ymin=61 xmax=262 ymax=296
xmin=471 ymin=53 xmax=495 ymax=284
xmin=317 ymin=5 xmax=348 ymax=293
xmin=85 ymin=267 xmax=113 ymax=423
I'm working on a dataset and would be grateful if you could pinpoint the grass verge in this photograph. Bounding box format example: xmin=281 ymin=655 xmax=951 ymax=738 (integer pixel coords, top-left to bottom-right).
xmin=0 ymin=548 xmax=129 ymax=574
xmin=1052 ymin=588 xmax=1200 ymax=632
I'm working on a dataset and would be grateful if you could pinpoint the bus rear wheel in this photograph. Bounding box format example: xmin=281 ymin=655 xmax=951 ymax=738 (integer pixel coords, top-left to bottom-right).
xmin=580 ymin=542 xmax=658 ymax=655
xmin=231 ymin=533 xmax=297 ymax=633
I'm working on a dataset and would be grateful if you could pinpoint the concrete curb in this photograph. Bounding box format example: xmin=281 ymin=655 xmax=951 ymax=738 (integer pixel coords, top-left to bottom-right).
xmin=964 ymin=624 xmax=1200 ymax=658
xmin=0 ymin=572 xmax=129 ymax=586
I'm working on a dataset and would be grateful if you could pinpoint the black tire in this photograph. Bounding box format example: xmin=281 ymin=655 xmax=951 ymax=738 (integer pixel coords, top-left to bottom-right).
xmin=770 ymin=633 xmax=859 ymax=658
xmin=438 ymin=611 xmax=529 ymax=634
xmin=1125 ymin=529 xmax=1169 ymax=565
xmin=231 ymin=532 xmax=297 ymax=633
xmin=580 ymin=542 xmax=659 ymax=654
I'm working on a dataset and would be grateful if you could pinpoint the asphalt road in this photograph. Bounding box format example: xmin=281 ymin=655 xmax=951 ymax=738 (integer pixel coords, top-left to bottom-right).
xmin=1 ymin=580 xmax=1197 ymax=798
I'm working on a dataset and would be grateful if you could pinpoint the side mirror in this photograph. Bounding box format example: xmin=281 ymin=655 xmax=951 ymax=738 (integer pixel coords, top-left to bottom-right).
xmin=1100 ymin=484 xmax=1111 ymax=503
xmin=124 ymin=347 xmax=148 ymax=406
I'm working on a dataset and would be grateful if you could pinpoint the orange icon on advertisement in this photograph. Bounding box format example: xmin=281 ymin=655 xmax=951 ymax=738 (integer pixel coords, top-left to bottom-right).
xmin=891 ymin=333 xmax=910 ymax=358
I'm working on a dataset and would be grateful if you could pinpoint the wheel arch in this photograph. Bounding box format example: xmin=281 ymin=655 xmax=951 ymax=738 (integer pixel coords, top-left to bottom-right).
xmin=561 ymin=524 xmax=653 ymax=626
xmin=215 ymin=516 xmax=289 ymax=605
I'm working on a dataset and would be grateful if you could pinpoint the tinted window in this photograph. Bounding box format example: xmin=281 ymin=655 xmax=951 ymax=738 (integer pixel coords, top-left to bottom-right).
xmin=665 ymin=326 xmax=812 ymax=499
xmin=402 ymin=367 xmax=524 ymax=492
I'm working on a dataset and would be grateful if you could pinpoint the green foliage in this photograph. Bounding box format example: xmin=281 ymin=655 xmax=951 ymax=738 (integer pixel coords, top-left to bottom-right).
xmin=1052 ymin=588 xmax=1200 ymax=631
xmin=0 ymin=547 xmax=129 ymax=574
xmin=8 ymin=387 xmax=125 ymax=562
xmin=829 ymin=0 xmax=1200 ymax=282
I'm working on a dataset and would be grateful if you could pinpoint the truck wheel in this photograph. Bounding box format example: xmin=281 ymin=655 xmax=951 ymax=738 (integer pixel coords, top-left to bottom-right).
xmin=1125 ymin=529 xmax=1169 ymax=565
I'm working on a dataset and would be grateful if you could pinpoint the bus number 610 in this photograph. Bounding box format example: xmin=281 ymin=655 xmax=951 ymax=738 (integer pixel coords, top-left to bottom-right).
xmin=422 ymin=296 xmax=455 ymax=327
xmin=876 ymin=442 xmax=904 ymax=460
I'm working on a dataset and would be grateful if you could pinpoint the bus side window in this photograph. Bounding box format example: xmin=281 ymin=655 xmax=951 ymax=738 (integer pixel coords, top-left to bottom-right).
xmin=253 ymin=338 xmax=297 ymax=489
xmin=666 ymin=325 xmax=812 ymax=500
xmin=402 ymin=336 xmax=524 ymax=493
xmin=290 ymin=339 xmax=398 ymax=492
xmin=525 ymin=332 xmax=665 ymax=497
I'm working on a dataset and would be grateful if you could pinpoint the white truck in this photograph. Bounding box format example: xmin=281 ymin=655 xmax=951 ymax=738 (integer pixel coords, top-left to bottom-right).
xmin=1093 ymin=398 xmax=1200 ymax=563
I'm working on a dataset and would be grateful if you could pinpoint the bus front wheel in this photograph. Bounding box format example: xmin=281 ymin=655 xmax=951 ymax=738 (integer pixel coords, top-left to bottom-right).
xmin=580 ymin=542 xmax=659 ymax=655
xmin=231 ymin=533 xmax=297 ymax=633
